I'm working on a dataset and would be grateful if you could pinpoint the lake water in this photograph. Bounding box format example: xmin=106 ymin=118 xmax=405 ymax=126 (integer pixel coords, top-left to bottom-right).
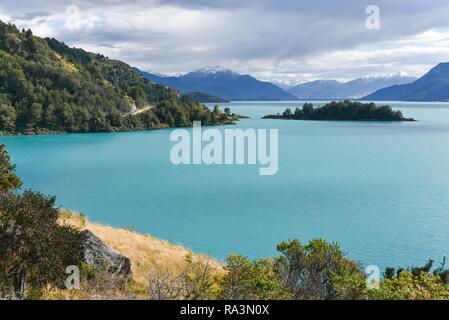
xmin=1 ymin=100 xmax=449 ymax=270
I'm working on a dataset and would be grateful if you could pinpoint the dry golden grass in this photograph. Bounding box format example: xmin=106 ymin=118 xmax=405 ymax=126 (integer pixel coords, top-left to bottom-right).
xmin=59 ymin=210 xmax=224 ymax=292
xmin=53 ymin=52 xmax=79 ymax=73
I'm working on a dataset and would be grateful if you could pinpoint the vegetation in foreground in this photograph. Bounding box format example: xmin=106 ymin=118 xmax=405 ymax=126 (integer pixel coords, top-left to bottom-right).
xmin=1 ymin=144 xmax=449 ymax=300
xmin=0 ymin=20 xmax=236 ymax=135
xmin=263 ymin=100 xmax=414 ymax=121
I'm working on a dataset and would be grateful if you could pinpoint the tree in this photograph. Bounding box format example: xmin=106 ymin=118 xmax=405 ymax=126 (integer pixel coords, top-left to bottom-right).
xmin=42 ymin=104 xmax=57 ymax=129
xmin=369 ymin=271 xmax=449 ymax=300
xmin=26 ymin=103 xmax=43 ymax=129
xmin=55 ymin=103 xmax=75 ymax=132
xmin=293 ymin=107 xmax=303 ymax=119
xmin=302 ymin=103 xmax=314 ymax=119
xmin=148 ymin=255 xmax=216 ymax=300
xmin=0 ymin=190 xmax=84 ymax=299
xmin=213 ymin=105 xmax=221 ymax=116
xmin=0 ymin=144 xmax=21 ymax=192
xmin=282 ymin=108 xmax=293 ymax=118
xmin=224 ymin=107 xmax=231 ymax=116
xmin=130 ymin=86 xmax=147 ymax=108
xmin=331 ymin=265 xmax=368 ymax=300
xmin=219 ymin=255 xmax=291 ymax=300
xmin=0 ymin=145 xmax=83 ymax=299
xmin=0 ymin=103 xmax=17 ymax=132
xmin=275 ymin=239 xmax=363 ymax=300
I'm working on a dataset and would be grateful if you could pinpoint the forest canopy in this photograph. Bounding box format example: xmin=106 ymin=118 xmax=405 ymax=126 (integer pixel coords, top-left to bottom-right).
xmin=0 ymin=20 xmax=228 ymax=134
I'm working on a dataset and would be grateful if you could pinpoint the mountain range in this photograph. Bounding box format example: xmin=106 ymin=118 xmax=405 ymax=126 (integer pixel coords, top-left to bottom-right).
xmin=286 ymin=74 xmax=417 ymax=100
xmin=363 ymin=63 xmax=449 ymax=101
xmin=135 ymin=66 xmax=297 ymax=101
xmin=137 ymin=66 xmax=420 ymax=101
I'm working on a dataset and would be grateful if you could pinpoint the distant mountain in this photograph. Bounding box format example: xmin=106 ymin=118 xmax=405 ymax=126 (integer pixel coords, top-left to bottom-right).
xmin=288 ymin=74 xmax=417 ymax=100
xmin=136 ymin=67 xmax=297 ymax=101
xmin=270 ymin=79 xmax=304 ymax=90
xmin=288 ymin=80 xmax=344 ymax=99
xmin=363 ymin=63 xmax=449 ymax=101
xmin=182 ymin=92 xmax=228 ymax=103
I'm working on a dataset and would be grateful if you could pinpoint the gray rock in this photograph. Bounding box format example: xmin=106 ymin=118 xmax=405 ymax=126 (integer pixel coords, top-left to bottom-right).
xmin=80 ymin=230 xmax=132 ymax=282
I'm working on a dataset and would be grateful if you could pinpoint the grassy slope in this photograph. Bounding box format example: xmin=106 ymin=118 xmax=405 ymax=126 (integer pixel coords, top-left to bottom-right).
xmin=59 ymin=211 xmax=223 ymax=293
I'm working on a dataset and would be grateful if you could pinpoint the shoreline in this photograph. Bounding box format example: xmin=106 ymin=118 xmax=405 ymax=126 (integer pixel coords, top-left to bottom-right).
xmin=0 ymin=119 xmax=242 ymax=138
xmin=261 ymin=116 xmax=416 ymax=122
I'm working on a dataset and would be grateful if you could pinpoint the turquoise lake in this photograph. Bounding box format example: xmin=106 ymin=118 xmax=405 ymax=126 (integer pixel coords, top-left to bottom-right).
xmin=1 ymin=101 xmax=449 ymax=270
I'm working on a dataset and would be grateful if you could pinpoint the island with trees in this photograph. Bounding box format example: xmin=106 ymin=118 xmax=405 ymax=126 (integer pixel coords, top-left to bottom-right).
xmin=262 ymin=100 xmax=415 ymax=122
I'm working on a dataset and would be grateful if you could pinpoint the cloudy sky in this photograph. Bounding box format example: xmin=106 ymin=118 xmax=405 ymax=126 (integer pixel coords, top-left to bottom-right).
xmin=2 ymin=0 xmax=449 ymax=83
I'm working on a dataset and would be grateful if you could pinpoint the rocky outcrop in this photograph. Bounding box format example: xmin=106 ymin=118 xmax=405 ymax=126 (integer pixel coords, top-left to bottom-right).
xmin=80 ymin=230 xmax=132 ymax=283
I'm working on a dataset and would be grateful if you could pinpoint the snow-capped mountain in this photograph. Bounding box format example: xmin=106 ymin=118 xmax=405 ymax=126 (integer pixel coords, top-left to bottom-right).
xmin=271 ymin=79 xmax=305 ymax=90
xmin=190 ymin=66 xmax=236 ymax=75
xmin=287 ymin=73 xmax=417 ymax=99
xmin=360 ymin=71 xmax=410 ymax=80
xmin=364 ymin=63 xmax=449 ymax=101
xmin=135 ymin=66 xmax=297 ymax=101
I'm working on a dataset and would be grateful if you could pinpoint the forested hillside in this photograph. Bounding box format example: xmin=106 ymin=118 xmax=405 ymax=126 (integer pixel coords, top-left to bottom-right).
xmin=0 ymin=20 xmax=224 ymax=134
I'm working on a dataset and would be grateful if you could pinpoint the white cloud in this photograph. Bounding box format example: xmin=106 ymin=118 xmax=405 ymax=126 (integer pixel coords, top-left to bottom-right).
xmin=1 ymin=0 xmax=449 ymax=81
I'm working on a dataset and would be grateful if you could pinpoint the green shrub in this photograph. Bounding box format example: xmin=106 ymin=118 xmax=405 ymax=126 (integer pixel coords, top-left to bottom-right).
xmin=276 ymin=239 xmax=364 ymax=300
xmin=0 ymin=191 xmax=84 ymax=299
xmin=370 ymin=271 xmax=449 ymax=300
xmin=219 ymin=255 xmax=291 ymax=300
